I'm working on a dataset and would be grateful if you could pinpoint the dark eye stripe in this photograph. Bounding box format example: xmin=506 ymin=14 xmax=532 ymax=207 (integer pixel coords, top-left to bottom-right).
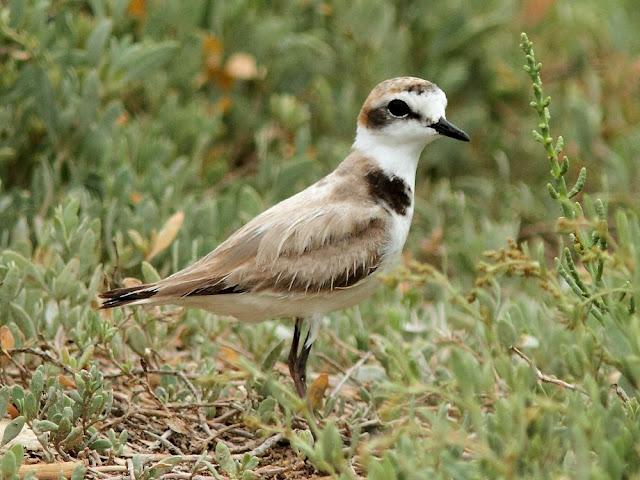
xmin=365 ymin=104 xmax=422 ymax=129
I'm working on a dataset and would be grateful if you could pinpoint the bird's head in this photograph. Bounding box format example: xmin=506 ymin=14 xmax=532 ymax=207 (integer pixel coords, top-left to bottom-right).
xmin=357 ymin=77 xmax=469 ymax=148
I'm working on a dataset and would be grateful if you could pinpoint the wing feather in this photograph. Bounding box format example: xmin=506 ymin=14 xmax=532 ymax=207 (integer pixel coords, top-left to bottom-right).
xmin=152 ymin=176 xmax=389 ymax=298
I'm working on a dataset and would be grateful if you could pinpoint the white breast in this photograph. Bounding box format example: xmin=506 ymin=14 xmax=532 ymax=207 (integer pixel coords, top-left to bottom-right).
xmin=380 ymin=204 xmax=414 ymax=271
xmin=352 ymin=131 xmax=419 ymax=270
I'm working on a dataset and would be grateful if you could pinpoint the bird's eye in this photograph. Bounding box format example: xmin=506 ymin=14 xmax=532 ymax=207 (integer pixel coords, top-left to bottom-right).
xmin=387 ymin=99 xmax=411 ymax=118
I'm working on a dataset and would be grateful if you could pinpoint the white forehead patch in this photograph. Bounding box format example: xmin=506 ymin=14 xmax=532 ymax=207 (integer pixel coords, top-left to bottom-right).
xmin=393 ymin=88 xmax=447 ymax=124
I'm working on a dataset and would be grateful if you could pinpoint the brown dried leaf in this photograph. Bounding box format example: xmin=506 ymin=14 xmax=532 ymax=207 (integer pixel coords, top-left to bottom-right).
xmin=147 ymin=373 xmax=160 ymax=389
xmin=129 ymin=191 xmax=141 ymax=203
xmin=10 ymin=50 xmax=31 ymax=61
xmin=307 ymin=373 xmax=329 ymax=410
xmin=318 ymin=3 xmax=333 ymax=15
xmin=146 ymin=211 xmax=184 ymax=261
xmin=521 ymin=0 xmax=555 ymax=25
xmin=58 ymin=375 xmax=76 ymax=389
xmin=0 ymin=326 xmax=14 ymax=350
xmin=397 ymin=281 xmax=411 ymax=295
xmin=224 ymin=53 xmax=258 ymax=80
xmin=116 ymin=112 xmax=129 ymax=126
xmin=219 ymin=346 xmax=240 ymax=366
xmin=7 ymin=404 xmax=19 ymax=419
xmin=127 ymin=0 xmax=146 ymax=18
xmin=215 ymin=96 xmax=233 ymax=114
xmin=212 ymin=71 xmax=234 ymax=90
xmin=0 ymin=326 xmax=14 ymax=367
xmin=201 ymin=35 xmax=238 ymax=89
xmin=122 ymin=277 xmax=143 ymax=289
xmin=166 ymin=417 xmax=189 ymax=435
xmin=202 ymin=35 xmax=224 ymax=76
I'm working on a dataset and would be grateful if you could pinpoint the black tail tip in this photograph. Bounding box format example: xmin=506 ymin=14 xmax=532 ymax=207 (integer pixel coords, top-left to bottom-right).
xmin=99 ymin=284 xmax=157 ymax=309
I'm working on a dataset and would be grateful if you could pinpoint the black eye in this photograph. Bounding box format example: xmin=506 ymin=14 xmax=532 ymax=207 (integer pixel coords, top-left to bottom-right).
xmin=387 ymin=99 xmax=410 ymax=118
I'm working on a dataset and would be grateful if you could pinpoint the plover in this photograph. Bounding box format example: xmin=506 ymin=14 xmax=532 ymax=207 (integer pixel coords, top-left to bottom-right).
xmin=100 ymin=77 xmax=469 ymax=396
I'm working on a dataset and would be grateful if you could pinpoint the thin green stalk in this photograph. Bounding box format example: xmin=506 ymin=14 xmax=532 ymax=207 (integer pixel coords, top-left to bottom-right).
xmin=521 ymin=33 xmax=580 ymax=219
xmin=521 ymin=33 xmax=610 ymax=322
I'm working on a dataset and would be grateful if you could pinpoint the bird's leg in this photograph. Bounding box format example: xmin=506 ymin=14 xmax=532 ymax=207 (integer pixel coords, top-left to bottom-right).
xmin=288 ymin=318 xmax=304 ymax=396
xmin=288 ymin=317 xmax=314 ymax=397
xmin=296 ymin=328 xmax=314 ymax=394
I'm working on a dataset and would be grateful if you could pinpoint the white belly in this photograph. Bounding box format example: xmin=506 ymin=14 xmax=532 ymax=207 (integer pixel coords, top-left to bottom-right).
xmin=176 ymin=276 xmax=380 ymax=322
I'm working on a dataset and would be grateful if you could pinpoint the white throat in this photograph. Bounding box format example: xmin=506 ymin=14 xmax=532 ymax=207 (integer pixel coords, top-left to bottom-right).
xmin=352 ymin=126 xmax=429 ymax=189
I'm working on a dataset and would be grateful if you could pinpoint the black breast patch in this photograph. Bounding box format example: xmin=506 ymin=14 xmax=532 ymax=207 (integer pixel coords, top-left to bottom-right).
xmin=364 ymin=168 xmax=412 ymax=215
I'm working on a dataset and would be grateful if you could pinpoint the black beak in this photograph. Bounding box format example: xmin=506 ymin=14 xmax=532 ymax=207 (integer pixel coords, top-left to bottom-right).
xmin=430 ymin=117 xmax=470 ymax=142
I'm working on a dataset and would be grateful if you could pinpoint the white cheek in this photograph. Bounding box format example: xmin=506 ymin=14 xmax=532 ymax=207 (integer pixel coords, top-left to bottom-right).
xmin=392 ymin=121 xmax=437 ymax=143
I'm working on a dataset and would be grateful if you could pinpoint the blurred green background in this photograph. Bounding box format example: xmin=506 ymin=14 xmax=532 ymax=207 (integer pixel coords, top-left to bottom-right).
xmin=2 ymin=0 xmax=640 ymax=478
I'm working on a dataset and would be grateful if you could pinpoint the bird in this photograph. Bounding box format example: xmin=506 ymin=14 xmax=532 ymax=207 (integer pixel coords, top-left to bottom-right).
xmin=100 ymin=76 xmax=469 ymax=397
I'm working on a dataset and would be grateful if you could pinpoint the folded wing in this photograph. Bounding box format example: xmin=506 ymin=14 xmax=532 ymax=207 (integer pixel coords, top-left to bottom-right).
xmin=165 ymin=198 xmax=388 ymax=297
xmin=100 ymin=172 xmax=390 ymax=308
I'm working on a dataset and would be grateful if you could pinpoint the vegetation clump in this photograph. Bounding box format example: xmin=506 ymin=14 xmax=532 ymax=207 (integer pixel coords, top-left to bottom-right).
xmin=2 ymin=1 xmax=640 ymax=478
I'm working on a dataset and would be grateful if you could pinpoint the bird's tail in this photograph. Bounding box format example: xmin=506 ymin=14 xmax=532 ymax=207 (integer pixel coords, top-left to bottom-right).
xmin=99 ymin=284 xmax=159 ymax=309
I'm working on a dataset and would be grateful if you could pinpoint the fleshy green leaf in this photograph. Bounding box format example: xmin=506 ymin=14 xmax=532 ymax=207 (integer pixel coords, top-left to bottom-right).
xmin=1 ymin=416 xmax=26 ymax=446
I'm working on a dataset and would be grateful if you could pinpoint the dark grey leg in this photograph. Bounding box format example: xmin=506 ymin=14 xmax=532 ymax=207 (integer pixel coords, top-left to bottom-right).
xmin=287 ymin=318 xmax=314 ymax=397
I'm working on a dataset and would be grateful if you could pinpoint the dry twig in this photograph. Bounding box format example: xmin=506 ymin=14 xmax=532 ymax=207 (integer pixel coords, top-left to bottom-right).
xmin=18 ymin=461 xmax=82 ymax=479
xmin=509 ymin=345 xmax=586 ymax=395
xmin=145 ymin=429 xmax=184 ymax=455
xmin=610 ymin=383 xmax=630 ymax=404
xmin=196 ymin=422 xmax=241 ymax=450
xmin=247 ymin=432 xmax=284 ymax=457
xmin=7 ymin=347 xmax=76 ymax=375
xmin=330 ymin=352 xmax=372 ymax=398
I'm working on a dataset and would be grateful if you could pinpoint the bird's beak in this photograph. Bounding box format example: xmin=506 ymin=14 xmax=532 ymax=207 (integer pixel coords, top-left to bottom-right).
xmin=431 ymin=117 xmax=470 ymax=142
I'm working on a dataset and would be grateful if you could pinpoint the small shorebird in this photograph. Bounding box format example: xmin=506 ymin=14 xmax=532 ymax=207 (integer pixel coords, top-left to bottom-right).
xmin=100 ymin=77 xmax=469 ymax=396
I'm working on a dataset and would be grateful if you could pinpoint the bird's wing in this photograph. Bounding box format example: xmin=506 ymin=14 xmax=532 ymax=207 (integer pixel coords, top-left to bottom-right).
xmin=153 ymin=180 xmax=389 ymax=298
